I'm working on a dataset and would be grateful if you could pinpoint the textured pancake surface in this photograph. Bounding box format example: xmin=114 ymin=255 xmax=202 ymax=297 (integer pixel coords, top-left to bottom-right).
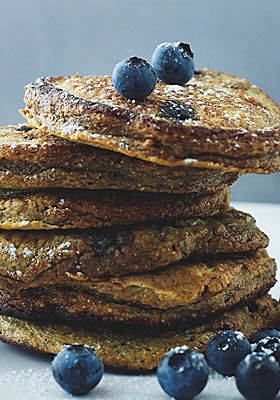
xmin=0 ymin=249 xmax=275 ymax=327
xmin=0 ymin=187 xmax=230 ymax=230
xmin=0 ymin=124 xmax=240 ymax=193
xmin=0 ymin=295 xmax=279 ymax=370
xmin=0 ymin=208 xmax=269 ymax=291
xmin=22 ymin=69 xmax=280 ymax=173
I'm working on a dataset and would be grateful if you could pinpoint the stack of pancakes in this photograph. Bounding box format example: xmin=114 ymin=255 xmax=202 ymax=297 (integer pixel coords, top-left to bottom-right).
xmin=0 ymin=69 xmax=279 ymax=371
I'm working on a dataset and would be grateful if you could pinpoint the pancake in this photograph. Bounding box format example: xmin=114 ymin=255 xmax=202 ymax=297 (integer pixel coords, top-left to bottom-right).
xmin=0 ymin=208 xmax=268 ymax=291
xmin=0 ymin=187 xmax=230 ymax=230
xmin=21 ymin=69 xmax=280 ymax=174
xmin=0 ymin=249 xmax=275 ymax=327
xmin=0 ymin=124 xmax=240 ymax=193
xmin=0 ymin=294 xmax=279 ymax=371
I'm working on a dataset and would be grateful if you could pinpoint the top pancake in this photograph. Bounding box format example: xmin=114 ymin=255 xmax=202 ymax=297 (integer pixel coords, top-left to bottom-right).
xmin=0 ymin=124 xmax=239 ymax=193
xmin=22 ymin=69 xmax=280 ymax=173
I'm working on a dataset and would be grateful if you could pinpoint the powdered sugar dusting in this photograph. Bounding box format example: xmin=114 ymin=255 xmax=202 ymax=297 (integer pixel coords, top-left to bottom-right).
xmin=183 ymin=158 xmax=199 ymax=164
xmin=47 ymin=241 xmax=72 ymax=259
xmin=22 ymin=247 xmax=33 ymax=258
xmin=57 ymin=242 xmax=71 ymax=251
xmin=3 ymin=243 xmax=17 ymax=260
xmin=53 ymin=72 xmax=279 ymax=134
xmin=234 ymin=331 xmax=245 ymax=341
xmin=173 ymin=345 xmax=189 ymax=354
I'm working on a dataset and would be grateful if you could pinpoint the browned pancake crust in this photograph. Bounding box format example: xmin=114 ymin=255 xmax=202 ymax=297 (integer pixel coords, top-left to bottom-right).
xmin=0 ymin=295 xmax=279 ymax=370
xmin=0 ymin=249 xmax=275 ymax=327
xmin=21 ymin=69 xmax=280 ymax=173
xmin=0 ymin=187 xmax=230 ymax=230
xmin=0 ymin=124 xmax=240 ymax=193
xmin=0 ymin=208 xmax=268 ymax=291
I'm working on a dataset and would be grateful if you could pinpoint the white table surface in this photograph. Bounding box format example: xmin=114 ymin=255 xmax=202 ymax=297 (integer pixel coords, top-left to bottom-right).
xmin=0 ymin=202 xmax=279 ymax=400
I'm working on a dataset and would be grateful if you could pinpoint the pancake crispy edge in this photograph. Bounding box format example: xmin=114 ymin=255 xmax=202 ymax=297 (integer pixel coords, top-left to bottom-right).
xmin=0 ymin=295 xmax=279 ymax=371
xmin=0 ymin=187 xmax=230 ymax=230
xmin=0 ymin=124 xmax=240 ymax=193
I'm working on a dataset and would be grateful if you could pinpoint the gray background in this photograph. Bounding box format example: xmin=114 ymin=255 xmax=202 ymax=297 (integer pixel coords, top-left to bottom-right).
xmin=0 ymin=0 xmax=279 ymax=202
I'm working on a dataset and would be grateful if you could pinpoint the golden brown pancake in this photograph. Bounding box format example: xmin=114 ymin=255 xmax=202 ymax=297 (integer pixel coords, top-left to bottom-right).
xmin=0 ymin=208 xmax=268 ymax=291
xmin=0 ymin=187 xmax=230 ymax=230
xmin=0 ymin=294 xmax=278 ymax=371
xmin=0 ymin=249 xmax=275 ymax=327
xmin=0 ymin=124 xmax=240 ymax=193
xmin=21 ymin=69 xmax=280 ymax=173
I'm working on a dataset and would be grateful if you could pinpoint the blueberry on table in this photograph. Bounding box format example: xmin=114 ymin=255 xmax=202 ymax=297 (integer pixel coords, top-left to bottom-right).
xmin=157 ymin=346 xmax=209 ymax=400
xmin=253 ymin=336 xmax=280 ymax=363
xmin=112 ymin=56 xmax=156 ymax=101
xmin=52 ymin=344 xmax=104 ymax=395
xmin=235 ymin=352 xmax=280 ymax=400
xmin=151 ymin=42 xmax=195 ymax=85
xmin=249 ymin=328 xmax=280 ymax=344
xmin=206 ymin=330 xmax=251 ymax=376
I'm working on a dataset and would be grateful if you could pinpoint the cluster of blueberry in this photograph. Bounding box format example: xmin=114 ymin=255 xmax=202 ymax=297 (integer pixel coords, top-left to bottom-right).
xmin=158 ymin=326 xmax=280 ymax=400
xmin=50 ymin=324 xmax=280 ymax=399
xmin=112 ymin=42 xmax=195 ymax=101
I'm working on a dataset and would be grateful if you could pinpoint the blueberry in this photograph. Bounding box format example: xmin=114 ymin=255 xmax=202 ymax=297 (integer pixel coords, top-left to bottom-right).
xmin=52 ymin=344 xmax=104 ymax=395
xmin=249 ymin=328 xmax=280 ymax=344
xmin=151 ymin=42 xmax=195 ymax=85
xmin=235 ymin=352 xmax=280 ymax=400
xmin=17 ymin=125 xmax=33 ymax=132
xmin=112 ymin=56 xmax=156 ymax=101
xmin=206 ymin=330 xmax=251 ymax=376
xmin=157 ymin=346 xmax=209 ymax=400
xmin=159 ymin=100 xmax=196 ymax=122
xmin=252 ymin=337 xmax=280 ymax=363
